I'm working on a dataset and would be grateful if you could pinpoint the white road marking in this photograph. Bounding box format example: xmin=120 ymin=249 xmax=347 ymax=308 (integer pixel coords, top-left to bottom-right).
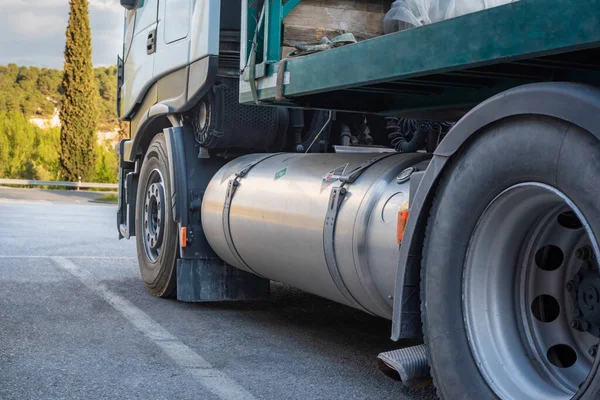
xmin=0 ymin=256 xmax=136 ymax=260
xmin=0 ymin=198 xmax=51 ymax=204
xmin=50 ymin=256 xmax=256 ymax=400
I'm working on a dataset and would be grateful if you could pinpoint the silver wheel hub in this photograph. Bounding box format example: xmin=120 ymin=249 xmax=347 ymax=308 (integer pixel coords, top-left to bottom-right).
xmin=143 ymin=170 xmax=166 ymax=262
xmin=463 ymin=182 xmax=600 ymax=399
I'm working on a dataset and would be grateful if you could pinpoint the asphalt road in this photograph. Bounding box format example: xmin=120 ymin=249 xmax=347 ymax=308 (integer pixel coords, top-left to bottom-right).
xmin=0 ymin=187 xmax=436 ymax=400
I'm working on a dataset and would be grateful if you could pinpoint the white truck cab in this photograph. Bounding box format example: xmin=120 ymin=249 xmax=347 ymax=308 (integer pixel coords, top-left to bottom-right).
xmin=118 ymin=0 xmax=221 ymax=122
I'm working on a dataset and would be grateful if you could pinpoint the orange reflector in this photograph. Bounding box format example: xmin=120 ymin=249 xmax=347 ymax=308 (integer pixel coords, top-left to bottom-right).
xmin=397 ymin=210 xmax=409 ymax=244
xmin=180 ymin=227 xmax=187 ymax=248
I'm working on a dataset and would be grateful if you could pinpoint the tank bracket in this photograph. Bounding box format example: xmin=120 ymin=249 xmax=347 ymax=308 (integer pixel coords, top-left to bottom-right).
xmin=323 ymin=184 xmax=361 ymax=308
xmin=322 ymin=152 xmax=402 ymax=311
xmin=342 ymin=153 xmax=398 ymax=184
xmin=222 ymin=153 xmax=283 ymax=277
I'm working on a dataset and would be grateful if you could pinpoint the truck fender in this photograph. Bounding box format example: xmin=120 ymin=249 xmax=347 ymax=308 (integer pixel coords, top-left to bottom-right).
xmin=391 ymin=82 xmax=600 ymax=340
xmin=163 ymin=125 xmax=230 ymax=259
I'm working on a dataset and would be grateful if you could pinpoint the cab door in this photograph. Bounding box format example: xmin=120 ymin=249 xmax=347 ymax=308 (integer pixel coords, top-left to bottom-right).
xmin=153 ymin=0 xmax=192 ymax=78
xmin=120 ymin=0 xmax=159 ymax=118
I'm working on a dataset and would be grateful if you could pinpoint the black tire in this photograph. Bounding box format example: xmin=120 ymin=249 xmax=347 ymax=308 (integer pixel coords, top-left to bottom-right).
xmin=421 ymin=116 xmax=600 ymax=399
xmin=135 ymin=133 xmax=178 ymax=298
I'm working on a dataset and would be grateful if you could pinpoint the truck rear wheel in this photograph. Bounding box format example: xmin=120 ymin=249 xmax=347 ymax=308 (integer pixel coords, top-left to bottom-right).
xmin=421 ymin=116 xmax=600 ymax=399
xmin=135 ymin=133 xmax=178 ymax=298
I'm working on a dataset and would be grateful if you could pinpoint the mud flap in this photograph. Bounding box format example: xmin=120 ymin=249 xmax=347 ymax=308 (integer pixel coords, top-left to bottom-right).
xmin=177 ymin=258 xmax=270 ymax=302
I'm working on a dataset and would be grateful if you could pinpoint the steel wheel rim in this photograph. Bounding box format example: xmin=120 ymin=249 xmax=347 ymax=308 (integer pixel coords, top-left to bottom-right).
xmin=463 ymin=182 xmax=600 ymax=400
xmin=142 ymin=169 xmax=166 ymax=263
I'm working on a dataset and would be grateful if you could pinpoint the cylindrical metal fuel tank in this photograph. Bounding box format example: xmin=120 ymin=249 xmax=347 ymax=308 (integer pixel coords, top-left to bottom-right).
xmin=201 ymin=152 xmax=430 ymax=319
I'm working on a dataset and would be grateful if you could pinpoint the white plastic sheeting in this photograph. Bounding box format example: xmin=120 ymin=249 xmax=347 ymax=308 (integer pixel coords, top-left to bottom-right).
xmin=384 ymin=0 xmax=518 ymax=34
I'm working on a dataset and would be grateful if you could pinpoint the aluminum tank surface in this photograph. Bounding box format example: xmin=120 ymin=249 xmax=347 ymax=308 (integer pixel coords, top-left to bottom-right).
xmin=201 ymin=152 xmax=429 ymax=319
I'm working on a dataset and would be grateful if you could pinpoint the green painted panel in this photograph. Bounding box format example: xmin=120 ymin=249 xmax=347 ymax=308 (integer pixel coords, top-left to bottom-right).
xmin=240 ymin=0 xmax=600 ymax=117
xmin=244 ymin=0 xmax=600 ymax=98
xmin=282 ymin=0 xmax=302 ymax=18
xmin=283 ymin=0 xmax=600 ymax=97
xmin=264 ymin=0 xmax=283 ymax=63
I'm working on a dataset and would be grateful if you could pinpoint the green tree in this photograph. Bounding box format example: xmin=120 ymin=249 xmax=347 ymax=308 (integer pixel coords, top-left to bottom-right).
xmin=59 ymin=0 xmax=98 ymax=182
xmin=93 ymin=141 xmax=119 ymax=183
xmin=0 ymin=111 xmax=73 ymax=181
xmin=0 ymin=111 xmax=38 ymax=178
xmin=95 ymin=66 xmax=118 ymax=129
xmin=0 ymin=114 xmax=10 ymax=174
xmin=32 ymin=127 xmax=61 ymax=180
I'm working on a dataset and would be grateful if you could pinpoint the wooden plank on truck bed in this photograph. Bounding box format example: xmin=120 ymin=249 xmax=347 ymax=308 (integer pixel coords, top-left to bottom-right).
xmin=282 ymin=0 xmax=386 ymax=46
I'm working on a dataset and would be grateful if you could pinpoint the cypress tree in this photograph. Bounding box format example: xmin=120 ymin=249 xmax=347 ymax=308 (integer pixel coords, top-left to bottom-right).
xmin=60 ymin=0 xmax=98 ymax=182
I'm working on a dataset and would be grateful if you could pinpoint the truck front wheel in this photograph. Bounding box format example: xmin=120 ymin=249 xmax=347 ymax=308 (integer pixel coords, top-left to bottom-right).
xmin=422 ymin=116 xmax=600 ymax=399
xmin=135 ymin=133 xmax=178 ymax=298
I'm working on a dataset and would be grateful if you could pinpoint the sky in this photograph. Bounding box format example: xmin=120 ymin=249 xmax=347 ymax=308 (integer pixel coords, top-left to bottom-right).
xmin=0 ymin=0 xmax=124 ymax=69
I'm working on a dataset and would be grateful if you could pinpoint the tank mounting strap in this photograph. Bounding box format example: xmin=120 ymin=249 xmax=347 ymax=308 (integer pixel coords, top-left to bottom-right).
xmin=222 ymin=153 xmax=283 ymax=277
xmin=341 ymin=153 xmax=399 ymax=184
xmin=323 ymin=152 xmax=399 ymax=311
xmin=324 ymin=185 xmax=364 ymax=309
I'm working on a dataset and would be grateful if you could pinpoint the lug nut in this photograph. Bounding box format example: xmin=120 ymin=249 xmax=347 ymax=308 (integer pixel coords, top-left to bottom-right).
xmin=580 ymin=319 xmax=590 ymax=331
xmin=566 ymin=281 xmax=575 ymax=292
xmin=576 ymin=246 xmax=593 ymax=261
xmin=570 ymin=319 xmax=581 ymax=329
xmin=589 ymin=346 xmax=598 ymax=358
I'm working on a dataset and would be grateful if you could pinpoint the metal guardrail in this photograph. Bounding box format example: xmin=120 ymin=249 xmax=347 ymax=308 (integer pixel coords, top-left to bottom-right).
xmin=0 ymin=178 xmax=118 ymax=190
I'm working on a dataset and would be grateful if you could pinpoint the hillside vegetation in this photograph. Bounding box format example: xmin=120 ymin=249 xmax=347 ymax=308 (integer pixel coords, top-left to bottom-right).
xmin=0 ymin=111 xmax=118 ymax=183
xmin=0 ymin=64 xmax=120 ymax=183
xmin=0 ymin=64 xmax=118 ymax=130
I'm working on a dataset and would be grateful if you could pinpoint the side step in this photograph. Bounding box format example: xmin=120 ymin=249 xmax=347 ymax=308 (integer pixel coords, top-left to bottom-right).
xmin=376 ymin=344 xmax=431 ymax=388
